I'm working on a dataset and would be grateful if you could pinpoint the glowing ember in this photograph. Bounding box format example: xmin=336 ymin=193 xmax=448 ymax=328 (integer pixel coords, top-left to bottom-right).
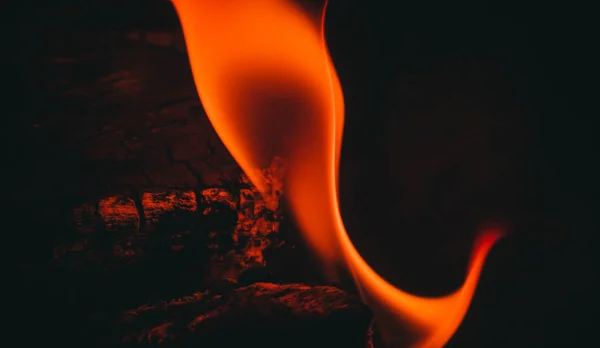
xmin=171 ymin=0 xmax=503 ymax=347
xmin=98 ymin=195 xmax=140 ymax=232
xmin=142 ymin=191 xmax=197 ymax=229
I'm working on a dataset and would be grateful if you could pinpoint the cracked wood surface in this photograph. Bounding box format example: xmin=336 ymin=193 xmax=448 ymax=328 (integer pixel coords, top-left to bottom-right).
xmin=18 ymin=33 xmax=300 ymax=322
xmin=86 ymin=282 xmax=372 ymax=348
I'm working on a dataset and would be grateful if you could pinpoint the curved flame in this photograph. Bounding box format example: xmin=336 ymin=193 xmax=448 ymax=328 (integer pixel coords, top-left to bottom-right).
xmin=171 ymin=1 xmax=503 ymax=347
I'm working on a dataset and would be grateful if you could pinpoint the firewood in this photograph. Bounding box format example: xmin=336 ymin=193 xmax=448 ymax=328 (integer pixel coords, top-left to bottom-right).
xmin=87 ymin=282 xmax=372 ymax=347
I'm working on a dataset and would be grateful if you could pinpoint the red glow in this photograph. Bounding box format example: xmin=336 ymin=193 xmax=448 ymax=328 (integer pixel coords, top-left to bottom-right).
xmin=171 ymin=1 xmax=503 ymax=346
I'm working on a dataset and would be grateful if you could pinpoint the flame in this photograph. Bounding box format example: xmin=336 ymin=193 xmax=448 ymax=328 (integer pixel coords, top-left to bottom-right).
xmin=171 ymin=0 xmax=503 ymax=347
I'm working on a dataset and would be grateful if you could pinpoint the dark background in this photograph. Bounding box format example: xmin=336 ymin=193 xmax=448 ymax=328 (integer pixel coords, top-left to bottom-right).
xmin=13 ymin=0 xmax=595 ymax=347
xmin=324 ymin=1 xmax=595 ymax=347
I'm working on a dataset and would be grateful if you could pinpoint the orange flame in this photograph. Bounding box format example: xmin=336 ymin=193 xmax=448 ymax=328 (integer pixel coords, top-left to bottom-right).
xmin=171 ymin=0 xmax=503 ymax=347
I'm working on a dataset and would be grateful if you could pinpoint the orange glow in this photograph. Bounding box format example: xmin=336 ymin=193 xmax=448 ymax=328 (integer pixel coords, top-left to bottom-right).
xmin=171 ymin=0 xmax=503 ymax=347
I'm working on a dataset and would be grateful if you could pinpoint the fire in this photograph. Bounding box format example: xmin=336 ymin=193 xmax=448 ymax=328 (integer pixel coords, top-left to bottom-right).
xmin=171 ymin=0 xmax=503 ymax=347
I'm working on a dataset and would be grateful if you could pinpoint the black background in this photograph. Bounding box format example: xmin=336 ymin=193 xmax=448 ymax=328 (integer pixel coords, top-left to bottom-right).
xmin=12 ymin=0 xmax=596 ymax=347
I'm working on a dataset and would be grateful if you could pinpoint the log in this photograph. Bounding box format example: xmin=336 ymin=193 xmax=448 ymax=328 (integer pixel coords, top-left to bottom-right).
xmin=88 ymin=282 xmax=372 ymax=348
xmin=142 ymin=190 xmax=197 ymax=231
xmin=58 ymin=158 xmax=285 ymax=286
xmin=98 ymin=195 xmax=140 ymax=233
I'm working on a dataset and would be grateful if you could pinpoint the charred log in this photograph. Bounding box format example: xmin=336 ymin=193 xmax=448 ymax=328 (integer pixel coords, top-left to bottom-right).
xmin=86 ymin=282 xmax=372 ymax=348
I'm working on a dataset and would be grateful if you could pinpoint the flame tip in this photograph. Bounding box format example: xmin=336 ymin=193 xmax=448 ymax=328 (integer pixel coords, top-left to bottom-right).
xmin=173 ymin=1 xmax=504 ymax=346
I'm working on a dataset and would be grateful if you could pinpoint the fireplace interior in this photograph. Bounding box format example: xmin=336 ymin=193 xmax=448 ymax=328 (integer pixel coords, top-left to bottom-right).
xmin=14 ymin=0 xmax=592 ymax=347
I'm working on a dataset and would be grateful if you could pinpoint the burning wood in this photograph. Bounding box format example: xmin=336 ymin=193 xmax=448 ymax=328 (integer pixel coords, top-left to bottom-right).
xmin=171 ymin=0 xmax=504 ymax=346
xmin=90 ymin=282 xmax=371 ymax=347
xmin=30 ymin=15 xmax=381 ymax=348
xmin=142 ymin=191 xmax=197 ymax=231
xmin=98 ymin=195 xmax=140 ymax=232
xmin=57 ymin=158 xmax=285 ymax=285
